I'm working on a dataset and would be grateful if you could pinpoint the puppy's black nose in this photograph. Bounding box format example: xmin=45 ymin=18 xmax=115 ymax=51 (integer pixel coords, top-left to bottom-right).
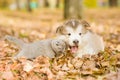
xmin=73 ymin=40 xmax=79 ymax=44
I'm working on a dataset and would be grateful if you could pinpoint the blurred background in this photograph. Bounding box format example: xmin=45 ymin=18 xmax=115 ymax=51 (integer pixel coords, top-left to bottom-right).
xmin=0 ymin=0 xmax=119 ymax=49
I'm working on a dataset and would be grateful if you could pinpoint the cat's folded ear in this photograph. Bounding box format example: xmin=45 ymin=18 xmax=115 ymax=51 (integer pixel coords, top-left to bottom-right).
xmin=61 ymin=40 xmax=68 ymax=50
xmin=51 ymin=40 xmax=55 ymax=48
xmin=51 ymin=39 xmax=59 ymax=51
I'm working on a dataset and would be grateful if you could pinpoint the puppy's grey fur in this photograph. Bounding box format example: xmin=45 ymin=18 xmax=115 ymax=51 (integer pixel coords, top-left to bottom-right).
xmin=5 ymin=35 xmax=66 ymax=59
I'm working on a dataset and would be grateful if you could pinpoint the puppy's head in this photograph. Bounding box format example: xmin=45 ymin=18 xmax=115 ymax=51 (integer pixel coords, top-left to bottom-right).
xmin=56 ymin=19 xmax=90 ymax=53
xmin=51 ymin=39 xmax=67 ymax=56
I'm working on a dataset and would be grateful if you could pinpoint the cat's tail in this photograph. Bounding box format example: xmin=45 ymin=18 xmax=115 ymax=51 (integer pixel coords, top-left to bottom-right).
xmin=5 ymin=35 xmax=25 ymax=48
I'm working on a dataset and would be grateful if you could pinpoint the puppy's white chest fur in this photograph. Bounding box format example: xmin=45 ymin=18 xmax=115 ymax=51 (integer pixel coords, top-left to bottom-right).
xmin=74 ymin=32 xmax=104 ymax=58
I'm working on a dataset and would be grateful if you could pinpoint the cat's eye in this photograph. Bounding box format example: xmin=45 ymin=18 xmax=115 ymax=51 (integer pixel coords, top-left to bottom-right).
xmin=56 ymin=42 xmax=59 ymax=46
xmin=56 ymin=44 xmax=59 ymax=46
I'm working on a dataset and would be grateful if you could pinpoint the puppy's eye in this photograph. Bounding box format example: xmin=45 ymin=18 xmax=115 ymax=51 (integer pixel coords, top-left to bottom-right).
xmin=79 ymin=33 xmax=82 ymax=35
xmin=68 ymin=33 xmax=71 ymax=36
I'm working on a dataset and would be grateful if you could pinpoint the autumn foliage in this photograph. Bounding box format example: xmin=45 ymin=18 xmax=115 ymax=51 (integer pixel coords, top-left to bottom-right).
xmin=0 ymin=8 xmax=120 ymax=80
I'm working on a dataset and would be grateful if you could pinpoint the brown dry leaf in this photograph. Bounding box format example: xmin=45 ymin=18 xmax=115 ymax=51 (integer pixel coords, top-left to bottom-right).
xmin=83 ymin=76 xmax=96 ymax=80
xmin=72 ymin=58 xmax=83 ymax=69
xmin=39 ymin=67 xmax=54 ymax=80
xmin=67 ymin=59 xmax=74 ymax=69
xmin=34 ymin=56 xmax=50 ymax=67
xmin=118 ymin=69 xmax=120 ymax=80
xmin=23 ymin=61 xmax=34 ymax=72
xmin=55 ymin=71 xmax=67 ymax=79
xmin=81 ymin=69 xmax=93 ymax=76
xmin=61 ymin=63 xmax=70 ymax=71
xmin=1 ymin=71 xmax=14 ymax=80
xmin=82 ymin=60 xmax=96 ymax=70
xmin=101 ymin=61 xmax=110 ymax=67
xmin=103 ymin=72 xmax=117 ymax=80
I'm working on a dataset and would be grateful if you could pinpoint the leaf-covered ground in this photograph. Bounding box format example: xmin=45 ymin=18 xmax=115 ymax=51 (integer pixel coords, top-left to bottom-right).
xmin=0 ymin=8 xmax=120 ymax=80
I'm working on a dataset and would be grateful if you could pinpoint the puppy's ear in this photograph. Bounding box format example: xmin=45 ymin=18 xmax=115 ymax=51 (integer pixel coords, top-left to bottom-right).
xmin=56 ymin=26 xmax=65 ymax=35
xmin=81 ymin=20 xmax=90 ymax=28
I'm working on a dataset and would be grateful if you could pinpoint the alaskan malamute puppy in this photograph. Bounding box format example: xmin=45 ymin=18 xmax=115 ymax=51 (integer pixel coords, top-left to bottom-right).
xmin=56 ymin=19 xmax=104 ymax=58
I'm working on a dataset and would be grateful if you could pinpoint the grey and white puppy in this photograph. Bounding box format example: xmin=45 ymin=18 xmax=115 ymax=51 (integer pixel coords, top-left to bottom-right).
xmin=5 ymin=35 xmax=67 ymax=59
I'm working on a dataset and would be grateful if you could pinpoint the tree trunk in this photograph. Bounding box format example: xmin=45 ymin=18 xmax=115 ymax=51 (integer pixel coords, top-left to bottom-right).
xmin=109 ymin=0 xmax=118 ymax=7
xmin=27 ymin=0 xmax=32 ymax=12
xmin=2 ymin=0 xmax=7 ymax=8
xmin=64 ymin=0 xmax=83 ymax=19
xmin=56 ymin=0 xmax=60 ymax=8
xmin=45 ymin=0 xmax=49 ymax=7
xmin=16 ymin=0 xmax=20 ymax=10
